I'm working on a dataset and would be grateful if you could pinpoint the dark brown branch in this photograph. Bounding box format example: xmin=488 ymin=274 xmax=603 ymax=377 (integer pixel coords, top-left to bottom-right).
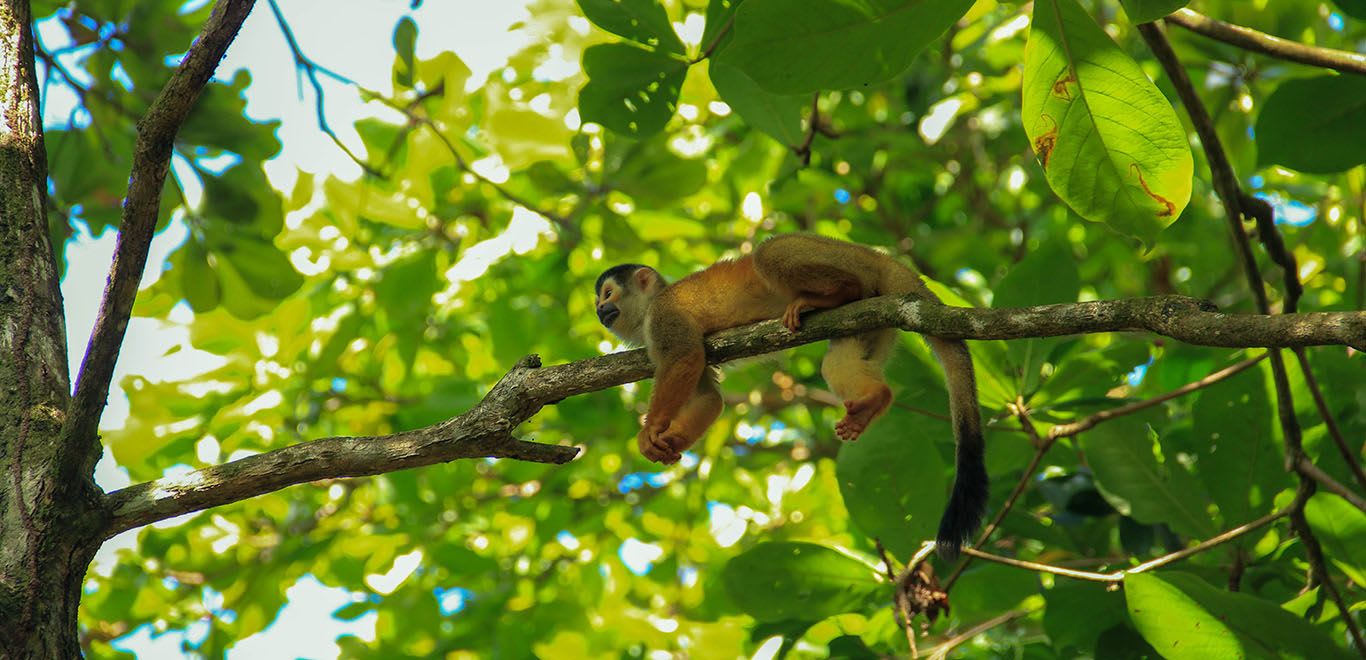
xmin=1164 ymin=9 xmax=1366 ymax=77
xmin=103 ymin=294 xmax=1364 ymax=536
xmin=1139 ymin=23 xmax=1366 ymax=652
xmin=61 ymin=0 xmax=256 ymax=481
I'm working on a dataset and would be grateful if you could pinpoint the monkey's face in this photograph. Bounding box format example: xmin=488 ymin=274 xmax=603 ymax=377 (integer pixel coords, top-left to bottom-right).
xmin=594 ymin=264 xmax=663 ymax=345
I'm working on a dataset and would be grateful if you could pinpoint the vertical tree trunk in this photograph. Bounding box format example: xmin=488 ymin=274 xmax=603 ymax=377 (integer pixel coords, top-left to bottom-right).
xmin=0 ymin=0 xmax=104 ymax=655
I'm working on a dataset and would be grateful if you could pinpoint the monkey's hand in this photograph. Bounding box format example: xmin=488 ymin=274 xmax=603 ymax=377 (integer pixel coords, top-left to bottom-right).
xmin=637 ymin=423 xmax=682 ymax=465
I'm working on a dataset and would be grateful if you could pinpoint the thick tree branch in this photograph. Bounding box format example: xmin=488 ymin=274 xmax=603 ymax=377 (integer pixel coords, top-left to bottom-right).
xmin=103 ymin=294 xmax=1364 ymax=536
xmin=1164 ymin=9 xmax=1366 ymax=77
xmin=62 ymin=0 xmax=256 ymax=479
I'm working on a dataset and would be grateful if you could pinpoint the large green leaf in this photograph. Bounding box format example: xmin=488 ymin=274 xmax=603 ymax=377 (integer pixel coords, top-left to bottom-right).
xmin=1256 ymin=75 xmax=1366 ymax=174
xmin=605 ymin=137 xmax=708 ymax=206
xmin=1023 ymin=0 xmax=1193 ymax=245
xmin=836 ymin=407 xmax=947 ymax=557
xmin=1081 ymin=414 xmax=1215 ymax=539
xmin=722 ymin=542 xmax=886 ymax=622
xmin=994 ymin=238 xmax=1080 ymax=393
xmin=715 ymin=0 xmax=975 ymax=94
xmin=1191 ymin=366 xmax=1288 ymax=525
xmin=1304 ymin=493 xmax=1366 ymax=585
xmin=1125 ymin=572 xmax=1351 ymax=660
xmin=577 ymin=0 xmax=684 ymax=54
xmin=709 ymin=61 xmax=807 ymax=147
xmin=1118 ymin=0 xmax=1189 ymax=23
xmin=579 ymin=42 xmax=688 ymax=137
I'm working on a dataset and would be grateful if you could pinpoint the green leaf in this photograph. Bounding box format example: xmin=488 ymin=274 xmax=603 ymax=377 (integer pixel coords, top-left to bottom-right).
xmin=1192 ymin=366 xmax=1288 ymax=525
xmin=722 ymin=542 xmax=886 ymax=622
xmin=715 ymin=0 xmax=975 ymax=94
xmin=1125 ymin=572 xmax=1351 ymax=660
xmin=1081 ymin=415 xmax=1215 ymax=539
xmin=576 ymin=0 xmax=684 ymax=54
xmin=393 ymin=17 xmax=418 ymax=88
xmin=1118 ymin=0 xmax=1189 ymax=24
xmin=701 ymin=0 xmax=744 ymax=56
xmin=1044 ymin=582 xmax=1128 ymax=653
xmin=709 ymin=61 xmax=807 ymax=146
xmin=579 ymin=42 xmax=687 ymax=137
xmin=994 ymin=239 xmax=1080 ymax=308
xmin=1256 ymin=75 xmax=1366 ymax=174
xmin=836 ymin=407 xmax=947 ymax=557
xmin=606 ymin=137 xmax=707 ymax=206
xmin=1023 ymin=0 xmax=1194 ymax=245
xmin=1304 ymin=493 xmax=1366 ymax=585
xmin=1331 ymin=0 xmax=1366 ymax=20
xmin=177 ymin=238 xmax=221 ymax=313
xmin=994 ymin=239 xmax=1080 ymax=394
xmin=217 ymin=236 xmax=304 ymax=302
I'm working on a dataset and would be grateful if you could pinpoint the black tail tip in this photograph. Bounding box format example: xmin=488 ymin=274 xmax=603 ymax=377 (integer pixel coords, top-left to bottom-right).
xmin=935 ymin=454 xmax=989 ymax=563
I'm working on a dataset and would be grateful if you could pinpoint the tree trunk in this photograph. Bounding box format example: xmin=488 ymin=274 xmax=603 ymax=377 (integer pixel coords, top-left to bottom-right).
xmin=0 ymin=0 xmax=105 ymax=655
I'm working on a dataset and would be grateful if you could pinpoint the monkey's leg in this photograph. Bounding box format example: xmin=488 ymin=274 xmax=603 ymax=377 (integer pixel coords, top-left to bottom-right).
xmin=822 ymin=330 xmax=896 ymax=441
xmin=655 ymin=371 xmax=722 ymax=463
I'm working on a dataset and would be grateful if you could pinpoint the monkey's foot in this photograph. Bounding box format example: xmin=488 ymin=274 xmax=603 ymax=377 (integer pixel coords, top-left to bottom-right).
xmin=835 ymin=386 xmax=893 ymax=441
xmin=638 ymin=426 xmax=681 ymax=464
xmin=781 ymin=300 xmax=812 ymax=332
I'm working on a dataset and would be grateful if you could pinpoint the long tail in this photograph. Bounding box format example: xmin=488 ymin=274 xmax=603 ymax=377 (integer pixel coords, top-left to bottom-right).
xmin=926 ymin=336 xmax=988 ymax=561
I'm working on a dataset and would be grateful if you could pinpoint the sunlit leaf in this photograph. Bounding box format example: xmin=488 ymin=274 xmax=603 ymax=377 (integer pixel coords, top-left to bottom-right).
xmin=836 ymin=407 xmax=947 ymax=557
xmin=1081 ymin=414 xmax=1215 ymax=538
xmin=1118 ymin=0 xmax=1189 ymax=23
xmin=1023 ymin=0 xmax=1194 ymax=245
xmin=577 ymin=0 xmax=684 ymax=54
xmin=1126 ymin=572 xmax=1351 ymax=660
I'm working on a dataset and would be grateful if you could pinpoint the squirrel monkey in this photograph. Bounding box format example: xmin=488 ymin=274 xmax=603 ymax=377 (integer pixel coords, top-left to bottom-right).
xmin=594 ymin=234 xmax=987 ymax=559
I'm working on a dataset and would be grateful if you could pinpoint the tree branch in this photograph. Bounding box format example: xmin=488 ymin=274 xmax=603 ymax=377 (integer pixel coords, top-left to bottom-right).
xmin=1164 ymin=9 xmax=1366 ymax=77
xmin=61 ymin=0 xmax=256 ymax=480
xmin=1140 ymin=23 xmax=1366 ymax=652
xmin=102 ymin=294 xmax=1364 ymax=536
xmin=104 ymin=356 xmax=576 ymax=536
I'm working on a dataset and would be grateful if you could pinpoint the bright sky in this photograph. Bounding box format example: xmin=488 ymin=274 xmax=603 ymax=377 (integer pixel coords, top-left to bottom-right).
xmin=47 ymin=1 xmax=536 ymax=657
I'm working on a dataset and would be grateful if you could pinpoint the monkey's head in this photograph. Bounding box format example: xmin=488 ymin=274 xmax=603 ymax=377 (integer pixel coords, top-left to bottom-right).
xmin=594 ymin=264 xmax=665 ymax=344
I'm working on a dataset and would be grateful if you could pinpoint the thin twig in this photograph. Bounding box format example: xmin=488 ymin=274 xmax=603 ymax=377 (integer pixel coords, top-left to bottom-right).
xmin=1164 ymin=9 xmax=1366 ymax=77
xmin=961 ymin=506 xmax=1289 ymax=583
xmin=415 ymin=118 xmax=569 ymax=225
xmin=1293 ymin=349 xmax=1366 ymax=492
xmin=922 ymin=608 xmax=1031 ymax=660
xmin=265 ymin=0 xmax=381 ymax=177
xmin=692 ymin=13 xmax=735 ymax=63
xmin=1295 ymin=457 xmax=1366 ymax=513
xmin=794 ymin=93 xmax=820 ymax=165
xmin=875 ymin=539 xmax=918 ymax=657
xmin=1049 ymin=353 xmax=1267 ymax=439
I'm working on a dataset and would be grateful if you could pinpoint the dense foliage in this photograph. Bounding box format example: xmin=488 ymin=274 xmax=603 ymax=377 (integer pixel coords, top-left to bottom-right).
xmin=44 ymin=0 xmax=1364 ymax=656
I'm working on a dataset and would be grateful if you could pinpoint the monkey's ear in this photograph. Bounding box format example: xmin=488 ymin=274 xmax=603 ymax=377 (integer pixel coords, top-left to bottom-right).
xmin=634 ymin=267 xmax=661 ymax=291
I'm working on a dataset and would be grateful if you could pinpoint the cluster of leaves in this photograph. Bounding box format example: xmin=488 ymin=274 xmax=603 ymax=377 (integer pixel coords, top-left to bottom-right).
xmin=51 ymin=0 xmax=1365 ymax=657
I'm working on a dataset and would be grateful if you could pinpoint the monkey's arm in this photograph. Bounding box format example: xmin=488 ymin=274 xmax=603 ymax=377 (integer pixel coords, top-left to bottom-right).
xmin=639 ymin=303 xmax=708 ymax=463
